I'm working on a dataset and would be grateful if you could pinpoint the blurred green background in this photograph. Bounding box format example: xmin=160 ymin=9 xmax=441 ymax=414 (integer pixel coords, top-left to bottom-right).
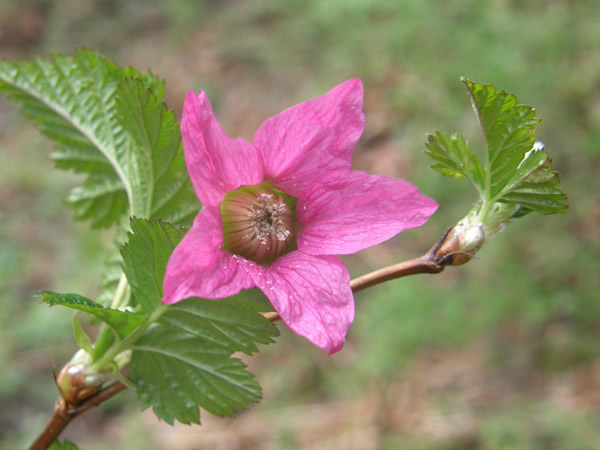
xmin=1 ymin=0 xmax=599 ymax=449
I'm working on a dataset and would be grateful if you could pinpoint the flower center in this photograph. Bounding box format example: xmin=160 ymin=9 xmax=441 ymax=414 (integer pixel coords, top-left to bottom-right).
xmin=221 ymin=184 xmax=297 ymax=265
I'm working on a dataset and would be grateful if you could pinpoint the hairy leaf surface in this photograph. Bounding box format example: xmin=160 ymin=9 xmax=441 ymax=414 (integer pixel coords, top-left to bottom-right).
xmin=0 ymin=50 xmax=199 ymax=227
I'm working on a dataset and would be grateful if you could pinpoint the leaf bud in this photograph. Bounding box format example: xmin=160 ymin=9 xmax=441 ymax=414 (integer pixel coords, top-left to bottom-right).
xmin=55 ymin=350 xmax=104 ymax=406
xmin=437 ymin=215 xmax=485 ymax=266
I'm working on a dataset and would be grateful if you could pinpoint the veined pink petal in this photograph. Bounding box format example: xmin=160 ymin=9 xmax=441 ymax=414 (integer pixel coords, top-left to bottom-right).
xmin=254 ymin=252 xmax=354 ymax=355
xmin=253 ymin=79 xmax=365 ymax=197
xmin=297 ymin=170 xmax=438 ymax=255
xmin=182 ymin=91 xmax=264 ymax=207
xmin=162 ymin=206 xmax=257 ymax=303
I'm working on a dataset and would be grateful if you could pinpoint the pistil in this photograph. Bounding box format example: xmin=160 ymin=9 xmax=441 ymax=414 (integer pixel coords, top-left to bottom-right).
xmin=221 ymin=185 xmax=296 ymax=265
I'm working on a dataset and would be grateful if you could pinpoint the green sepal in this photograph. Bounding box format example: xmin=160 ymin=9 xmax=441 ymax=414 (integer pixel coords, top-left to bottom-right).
xmin=72 ymin=314 xmax=94 ymax=355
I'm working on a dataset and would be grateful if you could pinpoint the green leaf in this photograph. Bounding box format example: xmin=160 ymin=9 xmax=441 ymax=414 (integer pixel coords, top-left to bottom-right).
xmin=130 ymin=297 xmax=278 ymax=424
xmin=115 ymin=77 xmax=200 ymax=226
xmin=425 ymin=131 xmax=486 ymax=194
xmin=121 ymin=218 xmax=186 ymax=314
xmin=95 ymin=246 xmax=125 ymax=307
xmin=0 ymin=50 xmax=199 ymax=227
xmin=0 ymin=51 xmax=140 ymax=226
xmin=499 ymin=155 xmax=567 ymax=215
xmin=161 ymin=297 xmax=278 ymax=355
xmin=39 ymin=291 xmax=145 ymax=339
xmin=463 ymin=78 xmax=539 ymax=198
xmin=463 ymin=79 xmax=567 ymax=213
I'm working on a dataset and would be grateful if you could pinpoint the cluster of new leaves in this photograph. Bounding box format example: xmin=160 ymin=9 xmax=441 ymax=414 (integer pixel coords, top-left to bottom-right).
xmin=425 ymin=78 xmax=567 ymax=218
xmin=0 ymin=51 xmax=279 ymax=427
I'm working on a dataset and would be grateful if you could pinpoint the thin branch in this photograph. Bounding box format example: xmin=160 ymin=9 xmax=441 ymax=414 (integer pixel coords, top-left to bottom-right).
xmin=264 ymin=228 xmax=451 ymax=323
xmin=31 ymin=227 xmax=457 ymax=449
xmin=29 ymin=399 xmax=71 ymax=450
xmin=29 ymin=382 xmax=127 ymax=450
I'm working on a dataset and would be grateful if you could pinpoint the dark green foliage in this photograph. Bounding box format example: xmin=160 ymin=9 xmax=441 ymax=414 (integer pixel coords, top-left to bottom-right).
xmin=130 ymin=297 xmax=278 ymax=424
xmin=123 ymin=218 xmax=279 ymax=424
xmin=0 ymin=50 xmax=199 ymax=227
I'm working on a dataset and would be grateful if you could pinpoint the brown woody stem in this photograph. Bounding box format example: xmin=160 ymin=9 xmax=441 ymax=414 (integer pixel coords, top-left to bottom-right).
xmin=29 ymin=382 xmax=127 ymax=450
xmin=264 ymin=227 xmax=451 ymax=322
xmin=31 ymin=227 xmax=456 ymax=449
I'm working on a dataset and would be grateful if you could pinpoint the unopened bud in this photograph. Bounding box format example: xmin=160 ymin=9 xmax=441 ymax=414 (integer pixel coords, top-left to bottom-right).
xmin=56 ymin=361 xmax=99 ymax=406
xmin=437 ymin=218 xmax=485 ymax=266
xmin=55 ymin=350 xmax=106 ymax=406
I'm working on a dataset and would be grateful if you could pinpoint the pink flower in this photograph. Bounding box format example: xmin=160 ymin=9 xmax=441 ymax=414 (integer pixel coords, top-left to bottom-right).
xmin=162 ymin=80 xmax=438 ymax=354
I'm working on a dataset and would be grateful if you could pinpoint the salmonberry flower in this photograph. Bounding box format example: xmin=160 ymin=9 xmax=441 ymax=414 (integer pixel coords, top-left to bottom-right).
xmin=163 ymin=80 xmax=438 ymax=354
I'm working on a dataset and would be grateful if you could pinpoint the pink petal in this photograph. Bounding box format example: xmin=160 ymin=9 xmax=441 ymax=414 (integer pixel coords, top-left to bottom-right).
xmin=253 ymin=79 xmax=365 ymax=197
xmin=297 ymin=170 xmax=438 ymax=255
xmin=182 ymin=91 xmax=264 ymax=207
xmin=162 ymin=206 xmax=257 ymax=303
xmin=254 ymin=252 xmax=354 ymax=355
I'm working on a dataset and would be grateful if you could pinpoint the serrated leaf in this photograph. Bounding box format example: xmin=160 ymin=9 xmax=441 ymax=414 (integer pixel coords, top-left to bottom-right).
xmin=121 ymin=218 xmax=186 ymax=314
xmin=0 ymin=50 xmax=199 ymax=227
xmin=462 ymin=79 xmax=567 ymax=214
xmin=425 ymin=131 xmax=486 ymax=194
xmin=121 ymin=218 xmax=277 ymax=424
xmin=499 ymin=155 xmax=567 ymax=214
xmin=39 ymin=291 xmax=145 ymax=339
xmin=114 ymin=76 xmax=200 ymax=226
xmin=162 ymin=297 xmax=278 ymax=355
xmin=463 ymin=78 xmax=542 ymax=200
xmin=0 ymin=51 xmax=142 ymax=226
xmin=130 ymin=297 xmax=278 ymax=424
xmin=150 ymin=149 xmax=200 ymax=227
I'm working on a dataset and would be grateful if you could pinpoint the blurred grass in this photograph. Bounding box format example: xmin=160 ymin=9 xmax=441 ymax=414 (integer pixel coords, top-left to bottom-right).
xmin=1 ymin=0 xmax=599 ymax=448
